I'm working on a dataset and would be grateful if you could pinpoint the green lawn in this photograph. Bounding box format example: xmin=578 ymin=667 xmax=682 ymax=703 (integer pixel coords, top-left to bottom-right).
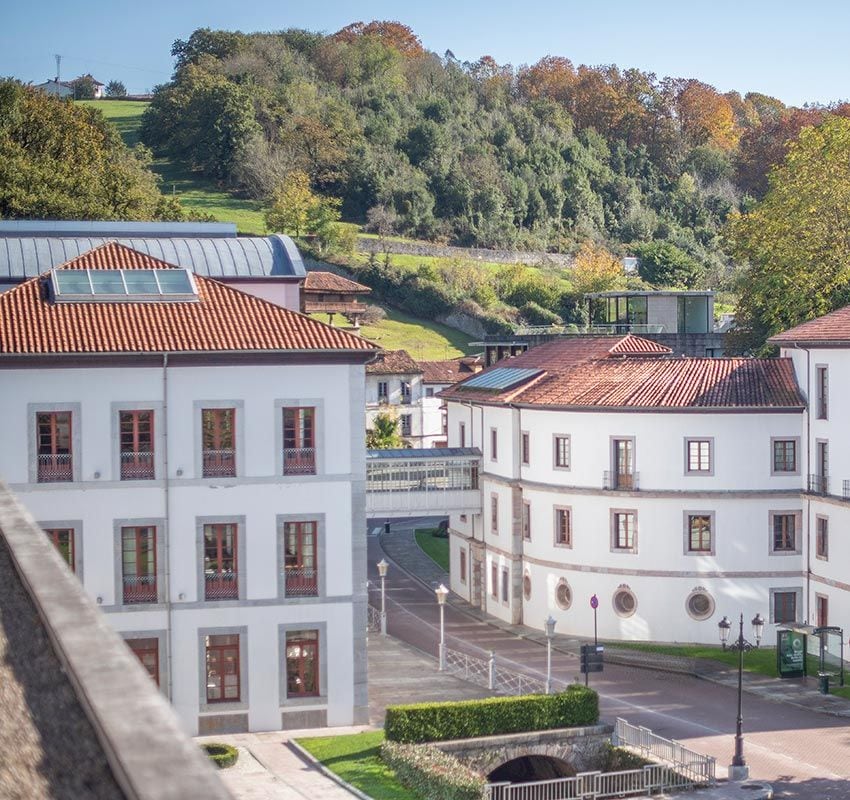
xmin=414 ymin=528 xmax=450 ymax=571
xmin=76 ymin=99 xmax=149 ymax=147
xmin=297 ymin=731 xmax=416 ymax=800
xmin=315 ymin=306 xmax=472 ymax=360
xmin=608 ymin=641 xmax=781 ymax=678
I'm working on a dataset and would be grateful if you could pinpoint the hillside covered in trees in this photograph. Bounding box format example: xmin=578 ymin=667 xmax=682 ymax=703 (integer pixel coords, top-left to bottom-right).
xmin=141 ymin=21 xmax=850 ymax=288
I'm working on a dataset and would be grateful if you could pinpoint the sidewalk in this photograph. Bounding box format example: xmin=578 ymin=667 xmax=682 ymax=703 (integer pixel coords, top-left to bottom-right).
xmin=381 ymin=528 xmax=850 ymax=720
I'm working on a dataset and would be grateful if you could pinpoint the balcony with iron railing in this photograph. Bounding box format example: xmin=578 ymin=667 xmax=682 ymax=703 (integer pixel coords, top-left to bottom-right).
xmin=204 ymin=571 xmax=238 ymax=600
xmin=283 ymin=448 xmax=316 ymax=476
xmin=202 ymin=448 xmax=236 ymax=478
xmin=808 ymin=473 xmax=829 ymax=495
xmin=122 ymin=574 xmax=157 ymax=604
xmin=604 ymin=470 xmax=640 ymax=490
xmin=37 ymin=453 xmax=73 ymax=482
xmin=284 ymin=567 xmax=318 ymax=597
xmin=120 ymin=451 xmax=155 ymax=480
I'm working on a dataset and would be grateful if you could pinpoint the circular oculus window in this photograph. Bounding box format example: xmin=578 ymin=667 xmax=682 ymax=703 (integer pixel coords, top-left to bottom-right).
xmin=523 ymin=573 xmax=532 ymax=600
xmin=555 ymin=579 xmax=572 ymax=610
xmin=686 ymin=590 xmax=715 ymax=621
xmin=613 ymin=588 xmax=637 ymax=618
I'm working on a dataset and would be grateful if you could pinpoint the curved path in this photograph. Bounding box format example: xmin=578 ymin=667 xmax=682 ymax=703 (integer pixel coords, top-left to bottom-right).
xmin=368 ymin=529 xmax=850 ymax=799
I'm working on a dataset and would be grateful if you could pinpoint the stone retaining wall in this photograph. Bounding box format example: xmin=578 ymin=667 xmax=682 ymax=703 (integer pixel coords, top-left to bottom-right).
xmin=434 ymin=724 xmax=614 ymax=777
xmin=358 ymin=237 xmax=573 ymax=268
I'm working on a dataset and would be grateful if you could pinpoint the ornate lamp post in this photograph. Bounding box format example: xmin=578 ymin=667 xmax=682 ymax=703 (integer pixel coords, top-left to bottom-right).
xmin=718 ymin=612 xmax=765 ymax=781
xmin=436 ymin=583 xmax=449 ymax=671
xmin=377 ymin=559 xmax=389 ymax=635
xmin=544 ymin=615 xmax=557 ymax=694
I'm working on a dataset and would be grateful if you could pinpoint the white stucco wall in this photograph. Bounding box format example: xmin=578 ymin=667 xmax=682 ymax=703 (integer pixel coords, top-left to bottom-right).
xmin=1 ymin=360 xmax=366 ymax=734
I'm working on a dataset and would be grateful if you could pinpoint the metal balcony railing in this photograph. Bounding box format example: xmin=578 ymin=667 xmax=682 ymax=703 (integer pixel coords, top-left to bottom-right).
xmin=37 ymin=453 xmax=73 ymax=482
xmin=204 ymin=572 xmax=238 ymax=600
xmin=122 ymin=574 xmax=157 ymax=604
xmin=202 ymin=449 xmax=236 ymax=478
xmin=284 ymin=567 xmax=318 ymax=597
xmin=283 ymin=447 xmax=316 ymax=475
xmin=604 ymin=470 xmax=639 ymax=490
xmin=120 ymin=451 xmax=154 ymax=480
xmin=808 ymin=473 xmax=829 ymax=495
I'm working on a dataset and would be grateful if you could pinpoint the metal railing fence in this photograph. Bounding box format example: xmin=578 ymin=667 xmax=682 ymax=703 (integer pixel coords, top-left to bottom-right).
xmin=613 ymin=718 xmax=716 ymax=784
xmin=283 ymin=447 xmax=316 ymax=475
xmin=485 ymin=764 xmax=692 ymax=800
xmin=37 ymin=453 xmax=73 ymax=482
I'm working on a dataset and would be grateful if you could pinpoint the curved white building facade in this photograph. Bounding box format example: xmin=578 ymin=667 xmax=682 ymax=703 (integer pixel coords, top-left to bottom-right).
xmin=441 ymin=333 xmax=845 ymax=645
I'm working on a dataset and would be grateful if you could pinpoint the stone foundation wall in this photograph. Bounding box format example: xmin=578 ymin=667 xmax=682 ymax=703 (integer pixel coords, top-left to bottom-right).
xmin=434 ymin=724 xmax=614 ymax=777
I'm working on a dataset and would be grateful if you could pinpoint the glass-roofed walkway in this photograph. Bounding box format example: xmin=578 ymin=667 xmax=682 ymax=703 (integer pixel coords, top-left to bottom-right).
xmin=366 ymin=447 xmax=482 ymax=517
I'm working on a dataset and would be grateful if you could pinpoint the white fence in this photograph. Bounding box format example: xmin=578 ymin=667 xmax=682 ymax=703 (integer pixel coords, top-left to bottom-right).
xmin=613 ymin=718 xmax=716 ymax=785
xmin=485 ymin=764 xmax=693 ymax=800
xmin=444 ymin=646 xmax=549 ymax=696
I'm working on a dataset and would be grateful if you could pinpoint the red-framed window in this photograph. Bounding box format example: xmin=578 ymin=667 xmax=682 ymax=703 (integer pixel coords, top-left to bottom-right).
xmin=773 ymin=591 xmax=796 ymax=624
xmin=687 ymin=515 xmax=712 ymax=552
xmin=120 ymin=410 xmax=154 ymax=480
xmin=613 ymin=512 xmax=636 ymax=549
xmin=205 ymin=634 xmax=240 ymax=703
xmin=773 ymin=514 xmax=796 ymax=551
xmin=45 ymin=528 xmax=75 ymax=571
xmin=283 ymin=407 xmax=316 ymax=475
xmin=490 ymin=495 xmax=498 ymax=534
xmin=555 ymin=508 xmax=572 ymax=546
xmin=204 ymin=523 xmax=238 ymax=600
xmin=128 ymin=637 xmax=160 ymax=686
xmin=491 ymin=562 xmax=498 ymax=598
xmin=202 ymin=408 xmax=236 ymax=477
xmin=37 ymin=411 xmax=72 ymax=482
xmin=501 ymin=567 xmax=509 ymax=603
xmin=286 ymin=630 xmax=320 ymax=697
xmin=817 ymin=517 xmax=829 ymax=559
xmin=459 ymin=549 xmax=467 ymax=583
xmin=521 ymin=432 xmax=530 ymax=465
xmin=283 ymin=521 xmax=318 ymax=597
xmin=121 ymin=526 xmax=157 ymax=604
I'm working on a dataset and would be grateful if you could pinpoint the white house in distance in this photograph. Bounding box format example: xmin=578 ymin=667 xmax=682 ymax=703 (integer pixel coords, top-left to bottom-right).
xmin=440 ymin=333 xmax=831 ymax=645
xmin=0 ymin=242 xmax=377 ymax=735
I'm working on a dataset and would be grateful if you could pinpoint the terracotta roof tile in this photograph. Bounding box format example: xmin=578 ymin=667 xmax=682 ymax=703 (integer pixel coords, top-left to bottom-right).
xmin=418 ymin=355 xmax=484 ymax=384
xmin=0 ymin=242 xmax=378 ymax=356
xmin=365 ymin=349 xmax=422 ymax=375
xmin=440 ymin=337 xmax=803 ymax=410
xmin=303 ymin=271 xmax=371 ymax=294
xmin=769 ymin=305 xmax=850 ymax=345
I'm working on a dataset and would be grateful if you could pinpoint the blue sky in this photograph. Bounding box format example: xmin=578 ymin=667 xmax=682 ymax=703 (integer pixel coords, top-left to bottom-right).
xmin=2 ymin=0 xmax=849 ymax=105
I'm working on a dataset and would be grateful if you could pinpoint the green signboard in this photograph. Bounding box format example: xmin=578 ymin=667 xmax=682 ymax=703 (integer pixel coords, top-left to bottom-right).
xmin=777 ymin=629 xmax=806 ymax=678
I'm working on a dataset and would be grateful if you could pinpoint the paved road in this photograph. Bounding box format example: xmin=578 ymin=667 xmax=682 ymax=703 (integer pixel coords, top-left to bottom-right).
xmin=367 ymin=533 xmax=850 ymax=799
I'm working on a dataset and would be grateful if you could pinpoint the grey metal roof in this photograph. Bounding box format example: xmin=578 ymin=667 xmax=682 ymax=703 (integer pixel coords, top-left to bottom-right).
xmin=0 ymin=234 xmax=306 ymax=281
xmin=0 ymin=220 xmax=236 ymax=237
xmin=366 ymin=447 xmax=482 ymax=460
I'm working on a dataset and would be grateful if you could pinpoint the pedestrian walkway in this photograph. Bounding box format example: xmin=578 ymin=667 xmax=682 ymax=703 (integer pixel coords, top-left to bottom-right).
xmin=382 ymin=527 xmax=850 ymax=720
xmin=379 ymin=518 xmax=450 ymax=589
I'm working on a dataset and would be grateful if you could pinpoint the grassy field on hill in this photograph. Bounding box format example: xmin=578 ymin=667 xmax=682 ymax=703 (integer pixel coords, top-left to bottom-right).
xmin=77 ymin=99 xmax=268 ymax=234
xmin=314 ymin=307 xmax=472 ymax=360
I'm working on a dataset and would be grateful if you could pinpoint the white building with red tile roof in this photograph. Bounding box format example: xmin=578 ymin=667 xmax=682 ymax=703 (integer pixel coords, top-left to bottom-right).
xmin=440 ymin=334 xmax=829 ymax=644
xmin=0 ymin=242 xmax=377 ymax=734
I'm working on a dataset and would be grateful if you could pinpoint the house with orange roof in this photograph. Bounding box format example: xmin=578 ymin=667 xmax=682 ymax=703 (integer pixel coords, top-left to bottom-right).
xmin=440 ymin=333 xmax=820 ymax=644
xmin=0 ymin=242 xmax=378 ymax=734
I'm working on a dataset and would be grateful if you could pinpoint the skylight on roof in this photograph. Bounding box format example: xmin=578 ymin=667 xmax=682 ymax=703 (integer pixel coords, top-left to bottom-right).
xmin=462 ymin=366 xmax=543 ymax=391
xmin=51 ymin=269 xmax=197 ymax=302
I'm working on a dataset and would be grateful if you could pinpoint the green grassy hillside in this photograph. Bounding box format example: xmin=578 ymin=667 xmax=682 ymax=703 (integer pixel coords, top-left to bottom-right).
xmin=76 ymin=99 xmax=267 ymax=234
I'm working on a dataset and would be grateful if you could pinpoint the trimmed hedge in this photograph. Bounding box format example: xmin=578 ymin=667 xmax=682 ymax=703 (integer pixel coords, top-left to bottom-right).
xmin=201 ymin=742 xmax=239 ymax=769
xmin=381 ymin=741 xmax=485 ymax=800
xmin=384 ymin=685 xmax=598 ymax=744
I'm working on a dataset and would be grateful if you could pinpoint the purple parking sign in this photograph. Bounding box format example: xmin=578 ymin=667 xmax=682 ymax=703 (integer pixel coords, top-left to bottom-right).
xmin=590 ymin=594 xmax=598 ymax=609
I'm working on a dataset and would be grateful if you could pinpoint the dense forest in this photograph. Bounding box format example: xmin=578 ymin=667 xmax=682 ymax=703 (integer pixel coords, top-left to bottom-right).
xmin=141 ymin=22 xmax=850 ymax=287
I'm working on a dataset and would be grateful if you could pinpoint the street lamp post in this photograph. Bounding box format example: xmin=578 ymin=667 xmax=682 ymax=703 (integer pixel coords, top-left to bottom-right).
xmin=377 ymin=559 xmax=389 ymax=635
xmin=544 ymin=615 xmax=557 ymax=694
xmin=718 ymin=612 xmax=765 ymax=781
xmin=436 ymin=583 xmax=449 ymax=671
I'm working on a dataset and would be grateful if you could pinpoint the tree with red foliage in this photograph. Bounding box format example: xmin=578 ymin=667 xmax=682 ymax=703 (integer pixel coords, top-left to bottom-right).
xmin=333 ymin=21 xmax=425 ymax=58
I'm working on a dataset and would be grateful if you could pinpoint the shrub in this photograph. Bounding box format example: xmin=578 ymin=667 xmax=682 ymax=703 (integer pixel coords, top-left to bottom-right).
xmin=201 ymin=742 xmax=239 ymax=769
xmin=384 ymin=686 xmax=598 ymax=744
xmin=381 ymin=741 xmax=485 ymax=800
xmin=519 ymin=301 xmax=562 ymax=326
